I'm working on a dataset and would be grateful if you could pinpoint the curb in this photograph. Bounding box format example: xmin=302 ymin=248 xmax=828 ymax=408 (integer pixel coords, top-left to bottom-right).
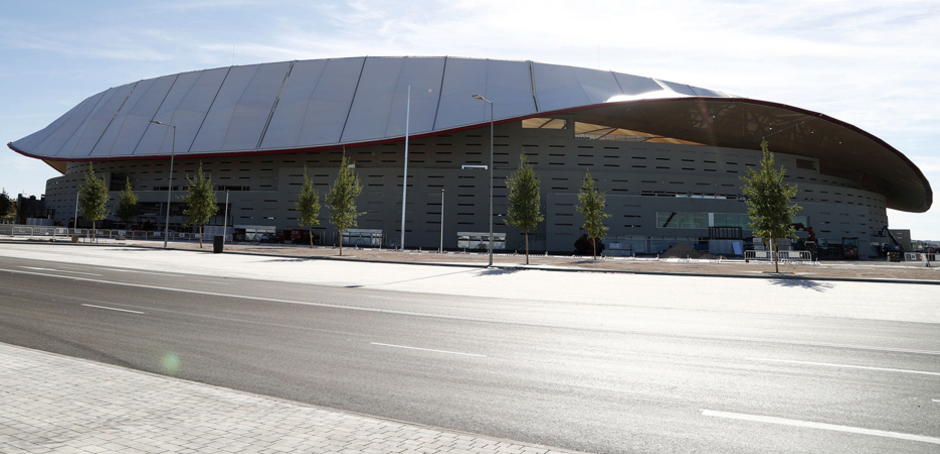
xmin=3 ymin=238 xmax=939 ymax=286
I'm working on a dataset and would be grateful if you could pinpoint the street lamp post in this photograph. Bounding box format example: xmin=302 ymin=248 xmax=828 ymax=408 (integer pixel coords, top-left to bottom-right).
xmin=149 ymin=120 xmax=176 ymax=248
xmin=471 ymin=94 xmax=494 ymax=267
xmin=439 ymin=188 xmax=444 ymax=253
xmin=222 ymin=190 xmax=230 ymax=244
xmin=400 ymin=85 xmax=411 ymax=251
xmin=73 ymin=192 xmax=79 ymax=231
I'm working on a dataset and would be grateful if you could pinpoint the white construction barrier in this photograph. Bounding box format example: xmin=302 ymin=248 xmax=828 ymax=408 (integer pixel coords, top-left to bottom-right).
xmin=745 ymin=250 xmax=772 ymax=261
xmin=778 ymin=250 xmax=813 ymax=262
xmin=745 ymin=250 xmax=812 ymax=262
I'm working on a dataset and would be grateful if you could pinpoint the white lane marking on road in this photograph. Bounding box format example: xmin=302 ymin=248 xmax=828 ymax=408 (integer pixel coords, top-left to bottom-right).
xmin=750 ymin=358 xmax=940 ymax=377
xmin=108 ymin=269 xmax=184 ymax=277
xmin=20 ymin=266 xmax=102 ymax=276
xmin=186 ymin=279 xmax=230 ymax=285
xmin=81 ymin=304 xmax=146 ymax=315
xmin=370 ymin=342 xmax=486 ymax=357
xmin=5 ymin=267 xmax=940 ymax=357
xmin=933 ymin=399 xmax=940 ymax=403
xmin=702 ymin=409 xmax=940 ymax=445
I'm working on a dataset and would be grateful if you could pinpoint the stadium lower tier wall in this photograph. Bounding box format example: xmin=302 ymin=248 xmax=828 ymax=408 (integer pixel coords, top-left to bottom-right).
xmin=42 ymin=122 xmax=889 ymax=257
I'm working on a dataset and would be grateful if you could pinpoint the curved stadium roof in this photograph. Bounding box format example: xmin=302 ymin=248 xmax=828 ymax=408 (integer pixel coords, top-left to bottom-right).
xmin=8 ymin=56 xmax=931 ymax=212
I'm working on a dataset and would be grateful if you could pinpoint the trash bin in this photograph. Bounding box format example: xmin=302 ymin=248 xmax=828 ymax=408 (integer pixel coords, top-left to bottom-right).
xmin=71 ymin=235 xmax=79 ymax=243
xmin=213 ymin=235 xmax=224 ymax=253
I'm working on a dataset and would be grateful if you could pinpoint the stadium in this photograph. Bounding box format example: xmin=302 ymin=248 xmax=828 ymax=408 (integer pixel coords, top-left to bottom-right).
xmin=8 ymin=56 xmax=932 ymax=257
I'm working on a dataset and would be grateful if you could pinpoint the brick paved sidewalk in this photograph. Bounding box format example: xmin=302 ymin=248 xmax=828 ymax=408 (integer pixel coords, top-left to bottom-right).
xmin=0 ymin=344 xmax=584 ymax=454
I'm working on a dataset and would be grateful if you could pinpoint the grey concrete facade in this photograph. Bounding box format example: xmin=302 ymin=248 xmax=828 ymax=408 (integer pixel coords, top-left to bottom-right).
xmin=43 ymin=114 xmax=888 ymax=255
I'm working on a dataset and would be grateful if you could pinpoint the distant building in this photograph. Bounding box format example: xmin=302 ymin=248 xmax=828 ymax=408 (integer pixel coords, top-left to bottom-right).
xmin=8 ymin=57 xmax=932 ymax=256
xmin=16 ymin=194 xmax=50 ymax=224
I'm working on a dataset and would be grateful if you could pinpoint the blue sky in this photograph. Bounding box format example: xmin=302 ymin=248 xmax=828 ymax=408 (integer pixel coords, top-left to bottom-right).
xmin=2 ymin=0 xmax=938 ymax=238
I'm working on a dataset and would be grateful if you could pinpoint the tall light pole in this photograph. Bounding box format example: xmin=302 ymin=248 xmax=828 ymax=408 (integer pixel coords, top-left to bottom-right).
xmin=471 ymin=94 xmax=494 ymax=267
xmin=400 ymin=85 xmax=411 ymax=251
xmin=439 ymin=188 xmax=444 ymax=253
xmin=73 ymin=192 xmax=79 ymax=231
xmin=222 ymin=190 xmax=230 ymax=243
xmin=149 ymin=120 xmax=176 ymax=248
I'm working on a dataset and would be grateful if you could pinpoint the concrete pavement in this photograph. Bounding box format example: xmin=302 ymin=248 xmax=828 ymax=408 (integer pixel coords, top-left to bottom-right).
xmin=0 ymin=343 xmax=583 ymax=454
xmin=1 ymin=242 xmax=937 ymax=324
xmin=5 ymin=236 xmax=940 ymax=283
xmin=2 ymin=241 xmax=938 ymax=453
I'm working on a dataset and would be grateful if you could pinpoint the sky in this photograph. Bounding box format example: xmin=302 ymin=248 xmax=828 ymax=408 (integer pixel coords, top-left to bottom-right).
xmin=1 ymin=0 xmax=938 ymax=239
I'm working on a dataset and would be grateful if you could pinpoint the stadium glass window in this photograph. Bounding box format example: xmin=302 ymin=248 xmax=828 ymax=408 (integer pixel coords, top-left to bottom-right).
xmin=712 ymin=213 xmax=751 ymax=229
xmin=657 ymin=212 xmax=708 ymax=229
xmin=657 ymin=212 xmax=808 ymax=230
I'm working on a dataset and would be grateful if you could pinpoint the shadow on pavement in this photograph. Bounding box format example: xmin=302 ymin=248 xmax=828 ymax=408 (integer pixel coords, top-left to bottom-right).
xmin=770 ymin=278 xmax=834 ymax=292
xmin=101 ymin=248 xmax=165 ymax=252
xmin=263 ymin=257 xmax=317 ymax=263
xmin=477 ymin=268 xmax=521 ymax=276
xmin=347 ymin=269 xmax=478 ymax=288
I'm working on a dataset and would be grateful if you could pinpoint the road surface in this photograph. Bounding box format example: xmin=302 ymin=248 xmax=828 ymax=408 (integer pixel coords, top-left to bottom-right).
xmin=0 ymin=246 xmax=938 ymax=453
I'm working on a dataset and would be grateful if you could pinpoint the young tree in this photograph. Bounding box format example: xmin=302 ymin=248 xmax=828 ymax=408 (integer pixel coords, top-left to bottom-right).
xmin=296 ymin=167 xmax=321 ymax=248
xmin=740 ymin=139 xmax=801 ymax=273
xmin=115 ymin=177 xmax=139 ymax=229
xmin=0 ymin=189 xmax=15 ymax=223
xmin=78 ymin=163 xmax=110 ymax=241
xmin=326 ymin=155 xmax=362 ymax=256
xmin=576 ymin=169 xmax=611 ymax=260
xmin=505 ymin=154 xmax=544 ymax=264
xmin=180 ymin=163 xmax=218 ymax=248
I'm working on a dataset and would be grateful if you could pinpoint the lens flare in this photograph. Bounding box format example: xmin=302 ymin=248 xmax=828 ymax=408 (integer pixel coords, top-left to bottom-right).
xmin=161 ymin=353 xmax=180 ymax=374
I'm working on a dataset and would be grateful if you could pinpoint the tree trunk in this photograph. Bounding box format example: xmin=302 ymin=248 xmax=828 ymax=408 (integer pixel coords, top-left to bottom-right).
xmin=309 ymin=227 xmax=313 ymax=248
xmin=199 ymin=225 xmax=204 ymax=248
xmin=339 ymin=230 xmax=343 ymax=256
xmin=772 ymin=236 xmax=779 ymax=273
xmin=92 ymin=221 xmax=96 ymax=243
xmin=525 ymin=232 xmax=529 ymax=265
xmin=592 ymin=237 xmax=597 ymax=260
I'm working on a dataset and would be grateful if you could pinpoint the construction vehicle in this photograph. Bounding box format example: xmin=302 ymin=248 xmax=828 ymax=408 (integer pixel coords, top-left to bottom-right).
xmin=842 ymin=237 xmax=859 ymax=260
xmin=880 ymin=226 xmax=904 ymax=261
xmin=791 ymin=223 xmax=818 ymax=261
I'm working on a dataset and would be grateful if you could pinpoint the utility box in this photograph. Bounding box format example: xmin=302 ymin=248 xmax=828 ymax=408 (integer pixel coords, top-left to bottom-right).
xmin=213 ymin=235 xmax=224 ymax=253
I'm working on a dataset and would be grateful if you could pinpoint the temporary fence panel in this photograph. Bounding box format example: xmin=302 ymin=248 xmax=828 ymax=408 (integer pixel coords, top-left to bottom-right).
xmin=456 ymin=232 xmax=506 ymax=250
xmin=745 ymin=250 xmax=772 ymax=261
xmin=746 ymin=250 xmax=812 ymax=262
xmin=778 ymin=250 xmax=813 ymax=262
xmin=342 ymin=229 xmax=385 ymax=247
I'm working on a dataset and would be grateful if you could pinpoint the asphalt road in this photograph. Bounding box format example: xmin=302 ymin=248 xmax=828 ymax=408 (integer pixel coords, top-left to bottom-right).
xmin=1 ymin=255 xmax=938 ymax=453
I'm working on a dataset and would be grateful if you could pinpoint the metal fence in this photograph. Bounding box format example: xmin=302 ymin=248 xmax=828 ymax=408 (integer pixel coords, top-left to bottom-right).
xmin=744 ymin=250 xmax=814 ymax=262
xmin=0 ymin=225 xmax=231 ymax=243
xmin=905 ymin=252 xmax=940 ymax=262
xmin=2 ymin=224 xmax=937 ymax=264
